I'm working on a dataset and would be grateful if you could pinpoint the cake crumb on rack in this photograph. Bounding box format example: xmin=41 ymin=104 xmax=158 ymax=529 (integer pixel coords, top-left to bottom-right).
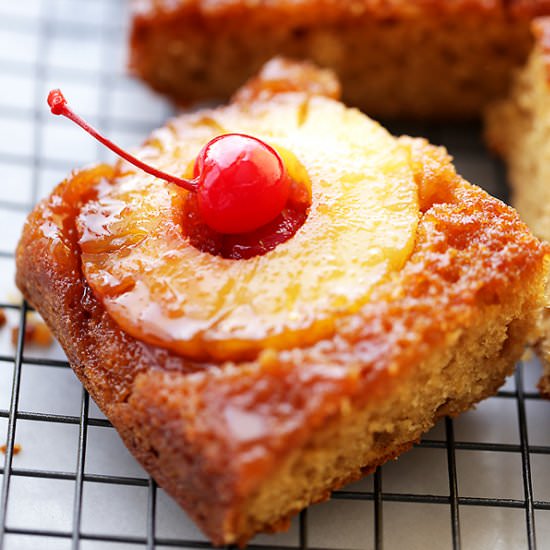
xmin=0 ymin=443 xmax=21 ymax=455
xmin=11 ymin=318 xmax=53 ymax=347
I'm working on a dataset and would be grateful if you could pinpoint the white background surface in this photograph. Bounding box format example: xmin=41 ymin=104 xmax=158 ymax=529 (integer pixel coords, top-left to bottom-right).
xmin=0 ymin=1 xmax=549 ymax=549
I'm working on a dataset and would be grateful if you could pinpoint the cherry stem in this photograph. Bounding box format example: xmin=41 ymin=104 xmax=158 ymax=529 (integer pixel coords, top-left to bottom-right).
xmin=47 ymin=89 xmax=198 ymax=193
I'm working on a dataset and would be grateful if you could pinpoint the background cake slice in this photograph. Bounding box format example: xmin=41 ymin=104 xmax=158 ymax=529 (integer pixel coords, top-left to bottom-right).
xmin=130 ymin=0 xmax=550 ymax=118
xmin=16 ymin=61 xmax=549 ymax=545
xmin=485 ymin=17 xmax=550 ymax=396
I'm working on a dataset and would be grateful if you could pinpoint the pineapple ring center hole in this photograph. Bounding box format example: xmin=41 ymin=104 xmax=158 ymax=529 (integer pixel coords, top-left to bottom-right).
xmin=182 ymin=191 xmax=310 ymax=260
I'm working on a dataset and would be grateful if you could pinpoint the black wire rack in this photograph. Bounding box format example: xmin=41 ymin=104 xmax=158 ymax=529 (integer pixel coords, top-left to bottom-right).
xmin=1 ymin=1 xmax=550 ymax=549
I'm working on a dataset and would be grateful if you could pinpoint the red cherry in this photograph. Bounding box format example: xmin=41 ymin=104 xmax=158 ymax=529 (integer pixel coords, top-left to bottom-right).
xmin=47 ymin=89 xmax=289 ymax=235
xmin=194 ymin=134 xmax=289 ymax=234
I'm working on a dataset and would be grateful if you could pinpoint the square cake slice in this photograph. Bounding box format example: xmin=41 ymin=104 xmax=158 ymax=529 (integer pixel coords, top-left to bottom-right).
xmin=485 ymin=17 xmax=550 ymax=396
xmin=129 ymin=0 xmax=550 ymax=118
xmin=16 ymin=60 xmax=548 ymax=545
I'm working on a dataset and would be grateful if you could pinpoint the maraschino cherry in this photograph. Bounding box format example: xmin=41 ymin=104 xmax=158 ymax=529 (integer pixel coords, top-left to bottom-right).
xmin=47 ymin=89 xmax=290 ymax=234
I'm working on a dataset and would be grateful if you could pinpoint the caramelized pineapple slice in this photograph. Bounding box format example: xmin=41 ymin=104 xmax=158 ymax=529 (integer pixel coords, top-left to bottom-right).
xmin=77 ymin=95 xmax=419 ymax=361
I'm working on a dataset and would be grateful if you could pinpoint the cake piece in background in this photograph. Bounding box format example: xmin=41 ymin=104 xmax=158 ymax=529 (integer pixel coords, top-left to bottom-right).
xmin=485 ymin=17 xmax=550 ymax=396
xmin=129 ymin=0 xmax=550 ymax=119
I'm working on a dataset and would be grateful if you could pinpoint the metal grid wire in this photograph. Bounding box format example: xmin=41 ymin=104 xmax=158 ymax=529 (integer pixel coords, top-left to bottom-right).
xmin=1 ymin=1 xmax=550 ymax=549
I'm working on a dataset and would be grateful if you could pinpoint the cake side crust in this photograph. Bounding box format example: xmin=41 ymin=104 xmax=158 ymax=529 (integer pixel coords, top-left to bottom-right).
xmin=133 ymin=0 xmax=550 ymax=24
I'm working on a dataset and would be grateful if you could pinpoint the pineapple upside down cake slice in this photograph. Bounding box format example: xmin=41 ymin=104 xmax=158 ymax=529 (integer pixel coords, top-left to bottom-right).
xmin=16 ymin=59 xmax=548 ymax=545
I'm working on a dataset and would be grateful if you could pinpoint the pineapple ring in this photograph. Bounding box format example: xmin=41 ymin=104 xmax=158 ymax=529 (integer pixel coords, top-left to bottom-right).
xmin=77 ymin=95 xmax=419 ymax=361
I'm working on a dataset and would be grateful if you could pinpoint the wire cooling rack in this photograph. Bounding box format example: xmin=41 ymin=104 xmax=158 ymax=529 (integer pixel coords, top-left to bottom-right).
xmin=1 ymin=1 xmax=550 ymax=549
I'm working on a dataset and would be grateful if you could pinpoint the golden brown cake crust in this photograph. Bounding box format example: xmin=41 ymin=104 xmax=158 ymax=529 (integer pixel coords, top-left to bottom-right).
xmin=16 ymin=65 xmax=549 ymax=544
xmin=133 ymin=0 xmax=550 ymax=20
